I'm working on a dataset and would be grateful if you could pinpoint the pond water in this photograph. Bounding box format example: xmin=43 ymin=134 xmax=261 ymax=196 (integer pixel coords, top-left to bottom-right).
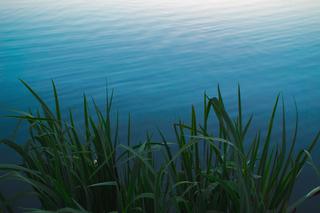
xmin=0 ymin=0 xmax=320 ymax=211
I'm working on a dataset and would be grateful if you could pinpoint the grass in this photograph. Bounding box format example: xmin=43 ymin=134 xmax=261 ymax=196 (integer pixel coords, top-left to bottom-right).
xmin=0 ymin=80 xmax=320 ymax=212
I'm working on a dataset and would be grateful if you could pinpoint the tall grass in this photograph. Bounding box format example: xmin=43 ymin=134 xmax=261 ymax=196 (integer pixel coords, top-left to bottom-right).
xmin=0 ymin=80 xmax=319 ymax=212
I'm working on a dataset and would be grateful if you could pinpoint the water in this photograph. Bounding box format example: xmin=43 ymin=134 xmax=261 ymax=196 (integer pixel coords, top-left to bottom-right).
xmin=0 ymin=0 xmax=320 ymax=211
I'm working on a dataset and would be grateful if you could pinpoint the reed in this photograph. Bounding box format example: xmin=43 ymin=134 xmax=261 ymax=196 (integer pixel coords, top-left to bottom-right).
xmin=0 ymin=80 xmax=319 ymax=212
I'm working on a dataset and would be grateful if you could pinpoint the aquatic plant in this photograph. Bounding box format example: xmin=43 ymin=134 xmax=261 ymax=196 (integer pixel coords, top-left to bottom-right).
xmin=0 ymin=80 xmax=319 ymax=212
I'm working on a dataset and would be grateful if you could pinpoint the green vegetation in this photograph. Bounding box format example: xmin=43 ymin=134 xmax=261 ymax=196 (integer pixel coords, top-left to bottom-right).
xmin=1 ymin=80 xmax=320 ymax=212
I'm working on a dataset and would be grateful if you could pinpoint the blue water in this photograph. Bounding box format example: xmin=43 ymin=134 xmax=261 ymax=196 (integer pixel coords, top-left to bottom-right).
xmin=1 ymin=0 xmax=320 ymax=211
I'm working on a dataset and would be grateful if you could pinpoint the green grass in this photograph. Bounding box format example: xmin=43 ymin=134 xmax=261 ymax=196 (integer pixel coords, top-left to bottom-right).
xmin=0 ymin=80 xmax=320 ymax=212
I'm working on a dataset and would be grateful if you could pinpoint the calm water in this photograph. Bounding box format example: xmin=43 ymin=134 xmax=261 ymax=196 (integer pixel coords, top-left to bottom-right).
xmin=1 ymin=0 xmax=320 ymax=211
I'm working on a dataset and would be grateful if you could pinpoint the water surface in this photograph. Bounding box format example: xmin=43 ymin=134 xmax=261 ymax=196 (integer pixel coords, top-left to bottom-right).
xmin=1 ymin=0 xmax=320 ymax=211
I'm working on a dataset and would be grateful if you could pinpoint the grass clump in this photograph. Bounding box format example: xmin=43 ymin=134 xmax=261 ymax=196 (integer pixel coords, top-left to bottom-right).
xmin=0 ymin=80 xmax=320 ymax=213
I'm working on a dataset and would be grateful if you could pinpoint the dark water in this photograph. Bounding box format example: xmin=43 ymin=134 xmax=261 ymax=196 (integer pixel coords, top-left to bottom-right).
xmin=1 ymin=0 xmax=320 ymax=211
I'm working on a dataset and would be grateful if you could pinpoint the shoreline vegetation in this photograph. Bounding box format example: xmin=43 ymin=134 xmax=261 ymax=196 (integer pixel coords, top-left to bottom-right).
xmin=1 ymin=80 xmax=320 ymax=212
